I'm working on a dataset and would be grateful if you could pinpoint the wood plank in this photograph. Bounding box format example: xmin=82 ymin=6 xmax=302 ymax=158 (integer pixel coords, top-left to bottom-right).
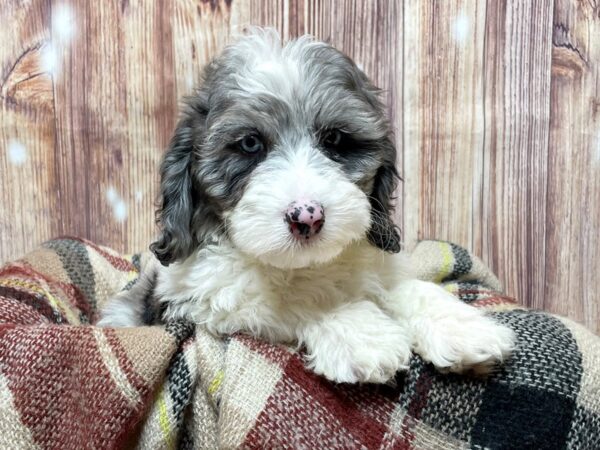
xmin=120 ymin=0 xmax=177 ymax=254
xmin=402 ymin=0 xmax=487 ymax=249
xmin=0 ymin=0 xmax=59 ymax=264
xmin=480 ymin=0 xmax=554 ymax=317
xmin=545 ymin=0 xmax=599 ymax=333
xmin=52 ymin=0 xmax=126 ymax=249
xmin=50 ymin=0 xmax=178 ymax=255
xmin=173 ymin=0 xmax=235 ymax=101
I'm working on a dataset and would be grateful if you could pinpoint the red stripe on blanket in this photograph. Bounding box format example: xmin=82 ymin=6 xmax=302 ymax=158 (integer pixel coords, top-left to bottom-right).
xmin=101 ymin=328 xmax=152 ymax=397
xmin=0 ymin=285 xmax=63 ymax=323
xmin=330 ymin=378 xmax=399 ymax=425
xmin=100 ymin=328 xmax=165 ymax=450
xmin=396 ymin=372 xmax=434 ymax=450
xmin=0 ymin=325 xmax=145 ymax=448
xmin=238 ymin=335 xmax=400 ymax=421
xmin=2 ymin=262 xmax=93 ymax=320
xmin=245 ymin=355 xmax=393 ymax=449
xmin=0 ymin=264 xmax=89 ymax=322
xmin=0 ymin=263 xmax=47 ymax=280
xmin=0 ymin=294 xmax=51 ymax=325
xmin=471 ymin=296 xmax=519 ymax=308
xmin=236 ymin=334 xmax=295 ymax=366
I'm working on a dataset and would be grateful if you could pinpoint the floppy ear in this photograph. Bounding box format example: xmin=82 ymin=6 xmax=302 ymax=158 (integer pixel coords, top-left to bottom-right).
xmin=150 ymin=119 xmax=198 ymax=266
xmin=342 ymin=60 xmax=402 ymax=252
xmin=367 ymin=138 xmax=401 ymax=253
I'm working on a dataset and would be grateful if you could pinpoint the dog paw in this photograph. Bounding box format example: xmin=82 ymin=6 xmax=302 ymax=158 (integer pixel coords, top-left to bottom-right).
xmin=412 ymin=306 xmax=515 ymax=375
xmin=309 ymin=335 xmax=412 ymax=384
xmin=303 ymin=302 xmax=412 ymax=384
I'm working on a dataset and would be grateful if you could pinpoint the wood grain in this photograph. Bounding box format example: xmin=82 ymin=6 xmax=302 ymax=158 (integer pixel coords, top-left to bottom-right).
xmin=0 ymin=0 xmax=598 ymax=333
xmin=545 ymin=0 xmax=599 ymax=329
xmin=0 ymin=0 xmax=60 ymax=262
xmin=402 ymin=0 xmax=487 ymax=249
xmin=480 ymin=0 xmax=554 ymax=320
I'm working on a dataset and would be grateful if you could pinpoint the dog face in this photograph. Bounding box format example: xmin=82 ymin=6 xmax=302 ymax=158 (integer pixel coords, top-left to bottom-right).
xmin=151 ymin=30 xmax=400 ymax=269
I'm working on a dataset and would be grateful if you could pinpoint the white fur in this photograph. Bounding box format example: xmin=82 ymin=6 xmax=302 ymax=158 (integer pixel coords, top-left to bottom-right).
xmin=98 ymin=296 xmax=143 ymax=328
xmin=228 ymin=30 xmax=319 ymax=104
xmin=387 ymin=280 xmax=516 ymax=374
xmin=227 ymin=140 xmax=371 ymax=269
xmin=100 ymin=240 xmax=515 ymax=383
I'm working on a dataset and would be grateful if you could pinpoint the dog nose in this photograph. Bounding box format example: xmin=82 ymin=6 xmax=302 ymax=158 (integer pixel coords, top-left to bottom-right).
xmin=284 ymin=200 xmax=325 ymax=240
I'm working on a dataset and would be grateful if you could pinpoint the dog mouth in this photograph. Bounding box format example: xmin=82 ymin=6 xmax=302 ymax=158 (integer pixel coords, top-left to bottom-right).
xmin=286 ymin=220 xmax=325 ymax=244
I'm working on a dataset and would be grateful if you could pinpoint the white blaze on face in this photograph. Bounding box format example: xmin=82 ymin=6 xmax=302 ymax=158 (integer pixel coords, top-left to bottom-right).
xmin=228 ymin=140 xmax=371 ymax=269
xmin=236 ymin=58 xmax=302 ymax=105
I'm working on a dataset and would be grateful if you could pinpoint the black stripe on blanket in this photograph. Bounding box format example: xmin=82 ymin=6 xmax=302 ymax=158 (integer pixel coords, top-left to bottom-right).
xmin=43 ymin=238 xmax=97 ymax=321
xmin=442 ymin=243 xmax=473 ymax=283
xmin=470 ymin=311 xmax=583 ymax=449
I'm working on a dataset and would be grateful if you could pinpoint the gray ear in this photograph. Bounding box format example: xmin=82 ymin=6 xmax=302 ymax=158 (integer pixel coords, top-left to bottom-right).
xmin=342 ymin=59 xmax=401 ymax=252
xmin=367 ymin=138 xmax=401 ymax=253
xmin=150 ymin=121 xmax=198 ymax=265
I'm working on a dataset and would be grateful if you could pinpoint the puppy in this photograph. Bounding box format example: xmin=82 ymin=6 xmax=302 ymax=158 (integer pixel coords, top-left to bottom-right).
xmin=99 ymin=29 xmax=515 ymax=384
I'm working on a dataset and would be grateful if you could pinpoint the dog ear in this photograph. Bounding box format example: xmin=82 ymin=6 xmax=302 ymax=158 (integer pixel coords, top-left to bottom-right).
xmin=149 ymin=120 xmax=198 ymax=266
xmin=367 ymin=138 xmax=401 ymax=253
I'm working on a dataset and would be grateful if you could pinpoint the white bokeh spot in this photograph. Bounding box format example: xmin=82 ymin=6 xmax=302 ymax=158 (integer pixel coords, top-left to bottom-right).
xmin=113 ymin=199 xmax=128 ymax=222
xmin=41 ymin=43 xmax=58 ymax=76
xmin=186 ymin=74 xmax=194 ymax=91
xmin=106 ymin=186 xmax=118 ymax=203
xmin=7 ymin=139 xmax=27 ymax=166
xmin=105 ymin=186 xmax=128 ymax=223
xmin=52 ymin=3 xmax=76 ymax=41
xmin=452 ymin=13 xmax=470 ymax=44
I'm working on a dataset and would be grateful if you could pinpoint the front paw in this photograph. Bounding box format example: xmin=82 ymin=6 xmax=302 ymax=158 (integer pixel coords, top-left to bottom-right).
xmin=308 ymin=334 xmax=411 ymax=384
xmin=412 ymin=307 xmax=515 ymax=374
xmin=303 ymin=304 xmax=412 ymax=384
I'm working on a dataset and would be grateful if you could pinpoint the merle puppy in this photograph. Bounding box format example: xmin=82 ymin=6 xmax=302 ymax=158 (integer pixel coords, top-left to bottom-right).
xmin=99 ymin=30 xmax=514 ymax=384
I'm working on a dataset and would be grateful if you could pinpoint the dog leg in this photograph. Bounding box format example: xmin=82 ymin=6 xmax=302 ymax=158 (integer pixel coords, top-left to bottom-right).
xmin=388 ymin=280 xmax=515 ymax=374
xmin=300 ymin=301 xmax=412 ymax=384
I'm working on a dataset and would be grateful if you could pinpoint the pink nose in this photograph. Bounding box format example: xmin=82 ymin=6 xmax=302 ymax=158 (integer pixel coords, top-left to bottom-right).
xmin=284 ymin=200 xmax=325 ymax=240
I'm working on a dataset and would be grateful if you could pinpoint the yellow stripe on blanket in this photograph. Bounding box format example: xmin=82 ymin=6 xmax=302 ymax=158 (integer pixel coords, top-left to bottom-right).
xmin=0 ymin=278 xmax=79 ymax=324
xmin=208 ymin=369 xmax=224 ymax=395
xmin=442 ymin=282 xmax=459 ymax=295
xmin=435 ymin=242 xmax=455 ymax=283
xmin=158 ymin=390 xmax=175 ymax=450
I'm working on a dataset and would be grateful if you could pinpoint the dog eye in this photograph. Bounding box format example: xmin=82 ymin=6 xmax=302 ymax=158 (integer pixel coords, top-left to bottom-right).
xmin=239 ymin=134 xmax=264 ymax=154
xmin=321 ymin=129 xmax=343 ymax=149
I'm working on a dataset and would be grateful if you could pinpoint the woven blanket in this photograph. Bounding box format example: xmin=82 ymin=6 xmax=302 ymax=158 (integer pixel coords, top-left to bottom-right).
xmin=0 ymin=238 xmax=598 ymax=449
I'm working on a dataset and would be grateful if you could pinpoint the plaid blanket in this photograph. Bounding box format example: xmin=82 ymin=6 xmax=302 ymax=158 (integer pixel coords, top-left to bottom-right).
xmin=0 ymin=238 xmax=598 ymax=449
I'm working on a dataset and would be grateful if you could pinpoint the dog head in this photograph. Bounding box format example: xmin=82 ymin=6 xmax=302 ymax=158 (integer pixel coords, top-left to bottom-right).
xmin=150 ymin=29 xmax=400 ymax=269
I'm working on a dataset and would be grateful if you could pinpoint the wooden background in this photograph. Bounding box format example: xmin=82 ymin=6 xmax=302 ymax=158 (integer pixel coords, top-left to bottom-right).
xmin=1 ymin=0 xmax=598 ymax=333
